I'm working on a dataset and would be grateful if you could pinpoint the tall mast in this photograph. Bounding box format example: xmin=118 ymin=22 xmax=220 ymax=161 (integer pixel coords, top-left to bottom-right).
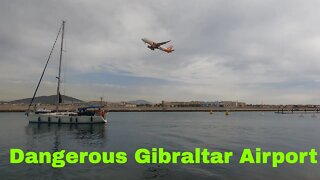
xmin=56 ymin=21 xmax=65 ymax=111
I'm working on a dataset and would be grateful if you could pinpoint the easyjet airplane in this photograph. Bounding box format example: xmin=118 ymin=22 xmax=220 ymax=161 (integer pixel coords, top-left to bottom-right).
xmin=141 ymin=38 xmax=174 ymax=53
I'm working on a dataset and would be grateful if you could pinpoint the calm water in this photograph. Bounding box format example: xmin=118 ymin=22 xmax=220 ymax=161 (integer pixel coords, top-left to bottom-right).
xmin=0 ymin=112 xmax=320 ymax=180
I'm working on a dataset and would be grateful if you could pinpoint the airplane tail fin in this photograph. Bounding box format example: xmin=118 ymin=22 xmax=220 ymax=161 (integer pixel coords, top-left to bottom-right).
xmin=167 ymin=45 xmax=174 ymax=52
xmin=159 ymin=45 xmax=174 ymax=53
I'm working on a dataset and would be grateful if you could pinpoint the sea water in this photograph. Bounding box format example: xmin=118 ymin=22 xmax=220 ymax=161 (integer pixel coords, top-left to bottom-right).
xmin=0 ymin=112 xmax=320 ymax=179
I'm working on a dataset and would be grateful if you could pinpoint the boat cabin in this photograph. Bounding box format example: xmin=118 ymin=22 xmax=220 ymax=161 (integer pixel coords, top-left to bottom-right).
xmin=77 ymin=105 xmax=104 ymax=116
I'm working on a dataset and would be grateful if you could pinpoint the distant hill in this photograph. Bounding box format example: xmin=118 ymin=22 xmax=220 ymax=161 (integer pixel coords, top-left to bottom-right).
xmin=128 ymin=100 xmax=152 ymax=105
xmin=10 ymin=95 xmax=83 ymax=104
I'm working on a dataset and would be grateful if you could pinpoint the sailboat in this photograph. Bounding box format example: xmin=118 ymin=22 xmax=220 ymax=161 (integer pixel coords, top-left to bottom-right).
xmin=26 ymin=21 xmax=107 ymax=124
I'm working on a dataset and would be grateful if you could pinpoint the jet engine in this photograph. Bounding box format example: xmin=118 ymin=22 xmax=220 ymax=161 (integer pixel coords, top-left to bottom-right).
xmin=147 ymin=45 xmax=155 ymax=50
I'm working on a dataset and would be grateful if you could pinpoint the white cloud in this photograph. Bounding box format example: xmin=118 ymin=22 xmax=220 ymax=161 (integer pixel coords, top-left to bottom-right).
xmin=1 ymin=0 xmax=320 ymax=104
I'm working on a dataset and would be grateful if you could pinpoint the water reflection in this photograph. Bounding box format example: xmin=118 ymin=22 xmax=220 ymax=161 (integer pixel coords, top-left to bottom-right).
xmin=25 ymin=123 xmax=108 ymax=151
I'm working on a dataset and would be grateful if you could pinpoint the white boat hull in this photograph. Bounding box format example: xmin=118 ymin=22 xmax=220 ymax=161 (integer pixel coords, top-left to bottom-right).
xmin=27 ymin=112 xmax=107 ymax=124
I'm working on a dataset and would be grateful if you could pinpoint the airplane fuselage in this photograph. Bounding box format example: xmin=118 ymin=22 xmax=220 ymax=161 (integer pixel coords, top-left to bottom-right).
xmin=142 ymin=38 xmax=158 ymax=49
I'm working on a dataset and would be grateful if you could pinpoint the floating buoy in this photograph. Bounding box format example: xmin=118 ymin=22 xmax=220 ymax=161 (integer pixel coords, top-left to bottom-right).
xmin=225 ymin=111 xmax=229 ymax=116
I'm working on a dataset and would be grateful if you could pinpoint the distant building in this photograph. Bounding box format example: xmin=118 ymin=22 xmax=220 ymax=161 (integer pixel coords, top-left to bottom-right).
xmin=104 ymin=101 xmax=137 ymax=108
xmin=124 ymin=103 xmax=137 ymax=108
xmin=158 ymin=101 xmax=246 ymax=108
xmin=216 ymin=101 xmax=246 ymax=108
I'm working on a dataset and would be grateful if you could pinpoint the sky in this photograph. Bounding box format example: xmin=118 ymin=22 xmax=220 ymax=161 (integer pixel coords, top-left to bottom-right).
xmin=1 ymin=0 xmax=320 ymax=104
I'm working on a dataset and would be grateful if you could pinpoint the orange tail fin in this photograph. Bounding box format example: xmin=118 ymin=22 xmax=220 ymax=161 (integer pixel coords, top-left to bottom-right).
xmin=168 ymin=45 xmax=173 ymax=50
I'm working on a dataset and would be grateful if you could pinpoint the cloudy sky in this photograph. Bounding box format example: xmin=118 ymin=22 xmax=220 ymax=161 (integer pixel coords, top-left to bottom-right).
xmin=1 ymin=0 xmax=320 ymax=104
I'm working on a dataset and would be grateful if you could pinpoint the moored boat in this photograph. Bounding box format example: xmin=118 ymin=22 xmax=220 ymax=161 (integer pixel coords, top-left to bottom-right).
xmin=26 ymin=21 xmax=107 ymax=124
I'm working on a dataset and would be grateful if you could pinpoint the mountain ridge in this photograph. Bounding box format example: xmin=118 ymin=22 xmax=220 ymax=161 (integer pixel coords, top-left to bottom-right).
xmin=10 ymin=95 xmax=83 ymax=104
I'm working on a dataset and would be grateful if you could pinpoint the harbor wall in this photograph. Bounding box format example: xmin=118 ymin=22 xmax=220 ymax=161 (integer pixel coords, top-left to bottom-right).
xmin=0 ymin=104 xmax=319 ymax=113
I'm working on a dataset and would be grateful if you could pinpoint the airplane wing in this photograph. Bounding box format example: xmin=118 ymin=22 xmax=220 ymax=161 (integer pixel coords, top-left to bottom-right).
xmin=156 ymin=40 xmax=171 ymax=46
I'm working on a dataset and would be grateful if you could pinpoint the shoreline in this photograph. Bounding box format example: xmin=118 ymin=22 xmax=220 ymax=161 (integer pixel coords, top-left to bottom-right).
xmin=0 ymin=106 xmax=319 ymax=113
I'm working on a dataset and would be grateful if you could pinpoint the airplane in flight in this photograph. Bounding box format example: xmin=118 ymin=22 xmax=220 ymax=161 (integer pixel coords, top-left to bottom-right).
xmin=141 ymin=38 xmax=174 ymax=53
